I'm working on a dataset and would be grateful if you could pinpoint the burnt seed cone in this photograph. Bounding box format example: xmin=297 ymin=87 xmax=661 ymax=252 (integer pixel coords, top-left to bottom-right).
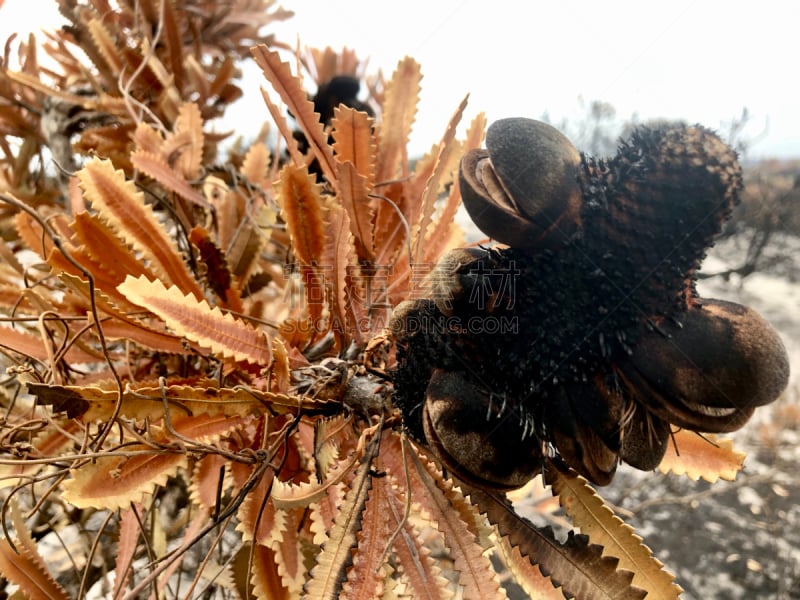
xmin=391 ymin=117 xmax=790 ymax=488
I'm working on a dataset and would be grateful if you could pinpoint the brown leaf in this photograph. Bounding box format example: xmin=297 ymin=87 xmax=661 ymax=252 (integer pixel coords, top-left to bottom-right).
xmin=413 ymin=95 xmax=468 ymax=266
xmin=341 ymin=468 xmax=393 ymax=599
xmin=62 ymin=414 xmax=247 ymax=510
xmin=466 ymin=485 xmax=647 ymax=600
xmin=27 ymin=382 xmax=330 ymax=422
xmin=251 ymin=45 xmax=338 ymax=189
xmin=335 ymin=161 xmax=375 ymax=263
xmin=131 ymin=149 xmax=208 ymax=207
xmin=495 ymin=539 xmax=565 ymax=600
xmin=0 ymin=499 xmax=71 ymax=600
xmin=276 ymin=164 xmax=326 ymax=267
xmin=405 ymin=447 xmax=508 ymax=599
xmin=250 ymin=544 xmax=291 ymax=600
xmin=374 ymin=57 xmax=421 ymax=184
xmin=113 ymin=505 xmax=142 ymax=598
xmin=658 ymin=429 xmax=746 ymax=482
xmin=331 ymin=105 xmax=376 ymax=182
xmin=117 ymin=274 xmax=272 ymax=365
xmin=171 ymin=102 xmax=204 ymax=180
xmin=305 ymin=443 xmax=374 ymax=599
xmin=188 ymin=225 xmax=244 ymax=312
xmin=77 ymin=157 xmax=204 ymax=300
xmin=547 ymin=460 xmax=683 ymax=598
xmin=321 ymin=198 xmax=357 ymax=347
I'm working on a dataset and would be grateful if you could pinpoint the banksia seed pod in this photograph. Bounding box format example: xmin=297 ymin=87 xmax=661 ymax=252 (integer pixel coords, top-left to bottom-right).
xmin=459 ymin=118 xmax=583 ymax=249
xmin=391 ymin=117 xmax=790 ymax=489
xmin=423 ymin=369 xmax=544 ymax=490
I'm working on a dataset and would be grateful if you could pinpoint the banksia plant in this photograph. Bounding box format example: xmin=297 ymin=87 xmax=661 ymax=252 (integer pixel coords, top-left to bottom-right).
xmin=0 ymin=3 xmax=790 ymax=600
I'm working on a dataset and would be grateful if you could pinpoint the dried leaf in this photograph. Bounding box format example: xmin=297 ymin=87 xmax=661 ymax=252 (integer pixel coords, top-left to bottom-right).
xmin=375 ymin=57 xmax=421 ymax=183
xmin=276 ymin=164 xmax=326 ymax=267
xmin=251 ymin=544 xmax=291 ymax=600
xmin=406 ymin=448 xmax=508 ymax=599
xmin=332 ymin=105 xmax=376 ymax=182
xmin=113 ymin=505 xmax=141 ymax=598
xmin=412 ymin=95 xmax=468 ymax=266
xmin=321 ymin=198 xmax=357 ymax=347
xmin=117 ymin=274 xmax=272 ymax=365
xmin=495 ymin=538 xmax=565 ymax=600
xmin=0 ymin=499 xmax=71 ymax=600
xmin=659 ymin=429 xmax=746 ymax=482
xmin=172 ymin=102 xmax=204 ymax=179
xmin=271 ymin=452 xmax=358 ymax=510
xmin=251 ymin=45 xmax=338 ymax=189
xmin=335 ymin=160 xmax=375 ymax=262
xmin=28 ymin=382 xmax=323 ymax=422
xmin=305 ymin=455 xmax=372 ymax=600
xmin=62 ymin=414 xmax=246 ymax=510
xmin=466 ymin=486 xmax=646 ymax=600
xmin=547 ymin=460 xmax=683 ymax=598
xmin=131 ymin=149 xmax=208 ymax=207
xmin=341 ymin=468 xmax=393 ymax=600
xmin=274 ymin=508 xmax=307 ymax=594
xmin=77 ymin=157 xmax=204 ymax=299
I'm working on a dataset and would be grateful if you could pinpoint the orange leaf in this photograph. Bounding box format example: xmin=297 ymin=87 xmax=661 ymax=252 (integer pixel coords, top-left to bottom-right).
xmin=131 ymin=149 xmax=208 ymax=207
xmin=77 ymin=157 xmax=204 ymax=300
xmin=251 ymin=45 xmax=338 ymax=190
xmin=413 ymin=95 xmax=468 ymax=266
xmin=62 ymin=414 xmax=247 ymax=510
xmin=117 ymin=274 xmax=272 ymax=365
xmin=374 ymin=57 xmax=421 ymax=183
xmin=0 ymin=500 xmax=71 ymax=600
xmin=332 ymin=105 xmax=376 ymax=182
xmin=335 ymin=160 xmax=375 ymax=262
xmin=276 ymin=165 xmax=326 ymax=267
xmin=659 ymin=429 xmax=746 ymax=482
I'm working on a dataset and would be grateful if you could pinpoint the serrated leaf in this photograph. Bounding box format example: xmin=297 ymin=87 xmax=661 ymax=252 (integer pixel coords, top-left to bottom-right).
xmin=113 ymin=505 xmax=141 ymax=598
xmin=412 ymin=95 xmax=468 ymax=266
xmin=236 ymin=470 xmax=282 ymax=546
xmin=87 ymin=17 xmax=123 ymax=73
xmin=172 ymin=102 xmax=204 ymax=180
xmin=274 ymin=508 xmax=306 ymax=594
xmin=495 ymin=538 xmax=565 ymax=600
xmin=251 ymin=45 xmax=338 ymax=188
xmin=62 ymin=414 xmax=246 ymax=510
xmin=0 ymin=499 xmax=71 ymax=600
xmin=321 ymin=198 xmax=357 ymax=347
xmin=77 ymin=157 xmax=204 ymax=299
xmin=251 ymin=544 xmax=291 ymax=600
xmin=405 ymin=447 xmax=508 ymax=600
xmin=276 ymin=164 xmax=326 ymax=267
xmin=191 ymin=453 xmax=229 ymax=512
xmin=466 ymin=485 xmax=646 ymax=600
xmin=332 ymin=104 xmax=376 ymax=182
xmin=27 ymin=382 xmax=330 ymax=422
xmin=341 ymin=469 xmax=393 ymax=600
xmin=117 ymin=274 xmax=272 ymax=365
xmin=131 ymin=149 xmax=208 ymax=207
xmin=305 ymin=455 xmax=372 ymax=600
xmin=546 ymin=460 xmax=683 ymax=598
xmin=335 ymin=161 xmax=375 ymax=263
xmin=271 ymin=452 xmax=358 ymax=510
xmin=659 ymin=429 xmax=745 ymax=482
xmin=375 ymin=57 xmax=421 ymax=183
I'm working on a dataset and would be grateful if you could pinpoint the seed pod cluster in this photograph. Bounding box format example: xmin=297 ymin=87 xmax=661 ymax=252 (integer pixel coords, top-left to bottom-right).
xmin=391 ymin=118 xmax=790 ymax=488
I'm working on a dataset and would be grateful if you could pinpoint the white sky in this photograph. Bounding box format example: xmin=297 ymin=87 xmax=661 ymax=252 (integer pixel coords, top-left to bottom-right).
xmin=1 ymin=0 xmax=797 ymax=159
